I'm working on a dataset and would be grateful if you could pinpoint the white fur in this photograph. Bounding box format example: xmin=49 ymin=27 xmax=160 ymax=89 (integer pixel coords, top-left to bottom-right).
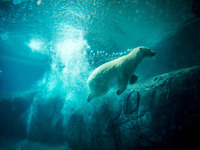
xmin=87 ymin=46 xmax=155 ymax=102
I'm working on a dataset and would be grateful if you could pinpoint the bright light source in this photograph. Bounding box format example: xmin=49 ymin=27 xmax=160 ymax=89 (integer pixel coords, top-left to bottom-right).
xmin=55 ymin=25 xmax=86 ymax=65
xmin=28 ymin=39 xmax=44 ymax=53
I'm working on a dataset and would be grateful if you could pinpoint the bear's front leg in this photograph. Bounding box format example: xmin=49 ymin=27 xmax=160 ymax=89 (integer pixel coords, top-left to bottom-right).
xmin=129 ymin=74 xmax=138 ymax=84
xmin=117 ymin=77 xmax=128 ymax=95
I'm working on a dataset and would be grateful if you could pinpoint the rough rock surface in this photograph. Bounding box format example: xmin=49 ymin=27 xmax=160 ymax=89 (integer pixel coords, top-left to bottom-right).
xmin=81 ymin=65 xmax=200 ymax=150
xmin=0 ymin=66 xmax=200 ymax=150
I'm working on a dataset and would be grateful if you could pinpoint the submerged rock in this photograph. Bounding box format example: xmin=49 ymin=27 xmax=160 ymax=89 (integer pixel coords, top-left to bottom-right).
xmin=0 ymin=66 xmax=200 ymax=150
xmin=0 ymin=90 xmax=35 ymax=138
xmin=80 ymin=66 xmax=200 ymax=150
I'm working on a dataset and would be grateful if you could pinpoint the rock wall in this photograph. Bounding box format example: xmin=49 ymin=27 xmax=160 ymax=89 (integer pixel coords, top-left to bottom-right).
xmin=0 ymin=66 xmax=200 ymax=150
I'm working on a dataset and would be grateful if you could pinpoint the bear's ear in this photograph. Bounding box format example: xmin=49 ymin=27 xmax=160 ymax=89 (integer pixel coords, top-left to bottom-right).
xmin=139 ymin=46 xmax=144 ymax=51
xmin=139 ymin=47 xmax=144 ymax=53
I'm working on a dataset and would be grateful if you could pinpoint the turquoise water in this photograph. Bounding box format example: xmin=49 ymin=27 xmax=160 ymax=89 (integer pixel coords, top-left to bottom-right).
xmin=0 ymin=0 xmax=200 ymax=149
xmin=0 ymin=0 xmax=195 ymax=96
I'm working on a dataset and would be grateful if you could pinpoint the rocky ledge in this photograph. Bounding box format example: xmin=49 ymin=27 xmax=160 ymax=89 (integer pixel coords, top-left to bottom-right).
xmin=0 ymin=66 xmax=200 ymax=150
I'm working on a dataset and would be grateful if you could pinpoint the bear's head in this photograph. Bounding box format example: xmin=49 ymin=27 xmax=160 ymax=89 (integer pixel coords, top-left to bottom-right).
xmin=139 ymin=46 xmax=156 ymax=57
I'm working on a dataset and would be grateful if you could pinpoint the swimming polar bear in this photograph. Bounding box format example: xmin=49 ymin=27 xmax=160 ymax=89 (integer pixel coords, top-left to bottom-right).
xmin=87 ymin=46 xmax=156 ymax=102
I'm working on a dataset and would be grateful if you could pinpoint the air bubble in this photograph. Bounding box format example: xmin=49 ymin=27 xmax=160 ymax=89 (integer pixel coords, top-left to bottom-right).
xmin=83 ymin=51 xmax=87 ymax=55
xmin=87 ymin=45 xmax=90 ymax=49
xmin=37 ymin=0 xmax=42 ymax=5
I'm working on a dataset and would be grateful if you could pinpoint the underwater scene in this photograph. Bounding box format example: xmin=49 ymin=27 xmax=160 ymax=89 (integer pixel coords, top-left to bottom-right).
xmin=0 ymin=0 xmax=200 ymax=149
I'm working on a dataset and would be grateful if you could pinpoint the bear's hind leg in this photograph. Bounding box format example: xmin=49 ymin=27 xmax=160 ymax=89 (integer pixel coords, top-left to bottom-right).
xmin=129 ymin=74 xmax=138 ymax=84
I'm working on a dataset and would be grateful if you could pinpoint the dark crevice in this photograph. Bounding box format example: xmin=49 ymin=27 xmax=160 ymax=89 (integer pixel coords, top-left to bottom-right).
xmin=125 ymin=92 xmax=132 ymax=115
xmin=136 ymin=91 xmax=142 ymax=138
xmin=105 ymin=103 xmax=120 ymax=150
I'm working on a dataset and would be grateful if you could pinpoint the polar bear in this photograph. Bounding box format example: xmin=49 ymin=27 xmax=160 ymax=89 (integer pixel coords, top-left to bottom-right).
xmin=87 ymin=46 xmax=156 ymax=102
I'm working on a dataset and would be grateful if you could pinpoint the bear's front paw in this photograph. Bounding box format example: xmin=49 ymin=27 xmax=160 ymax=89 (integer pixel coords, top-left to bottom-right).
xmin=129 ymin=74 xmax=138 ymax=84
xmin=117 ymin=90 xmax=121 ymax=95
